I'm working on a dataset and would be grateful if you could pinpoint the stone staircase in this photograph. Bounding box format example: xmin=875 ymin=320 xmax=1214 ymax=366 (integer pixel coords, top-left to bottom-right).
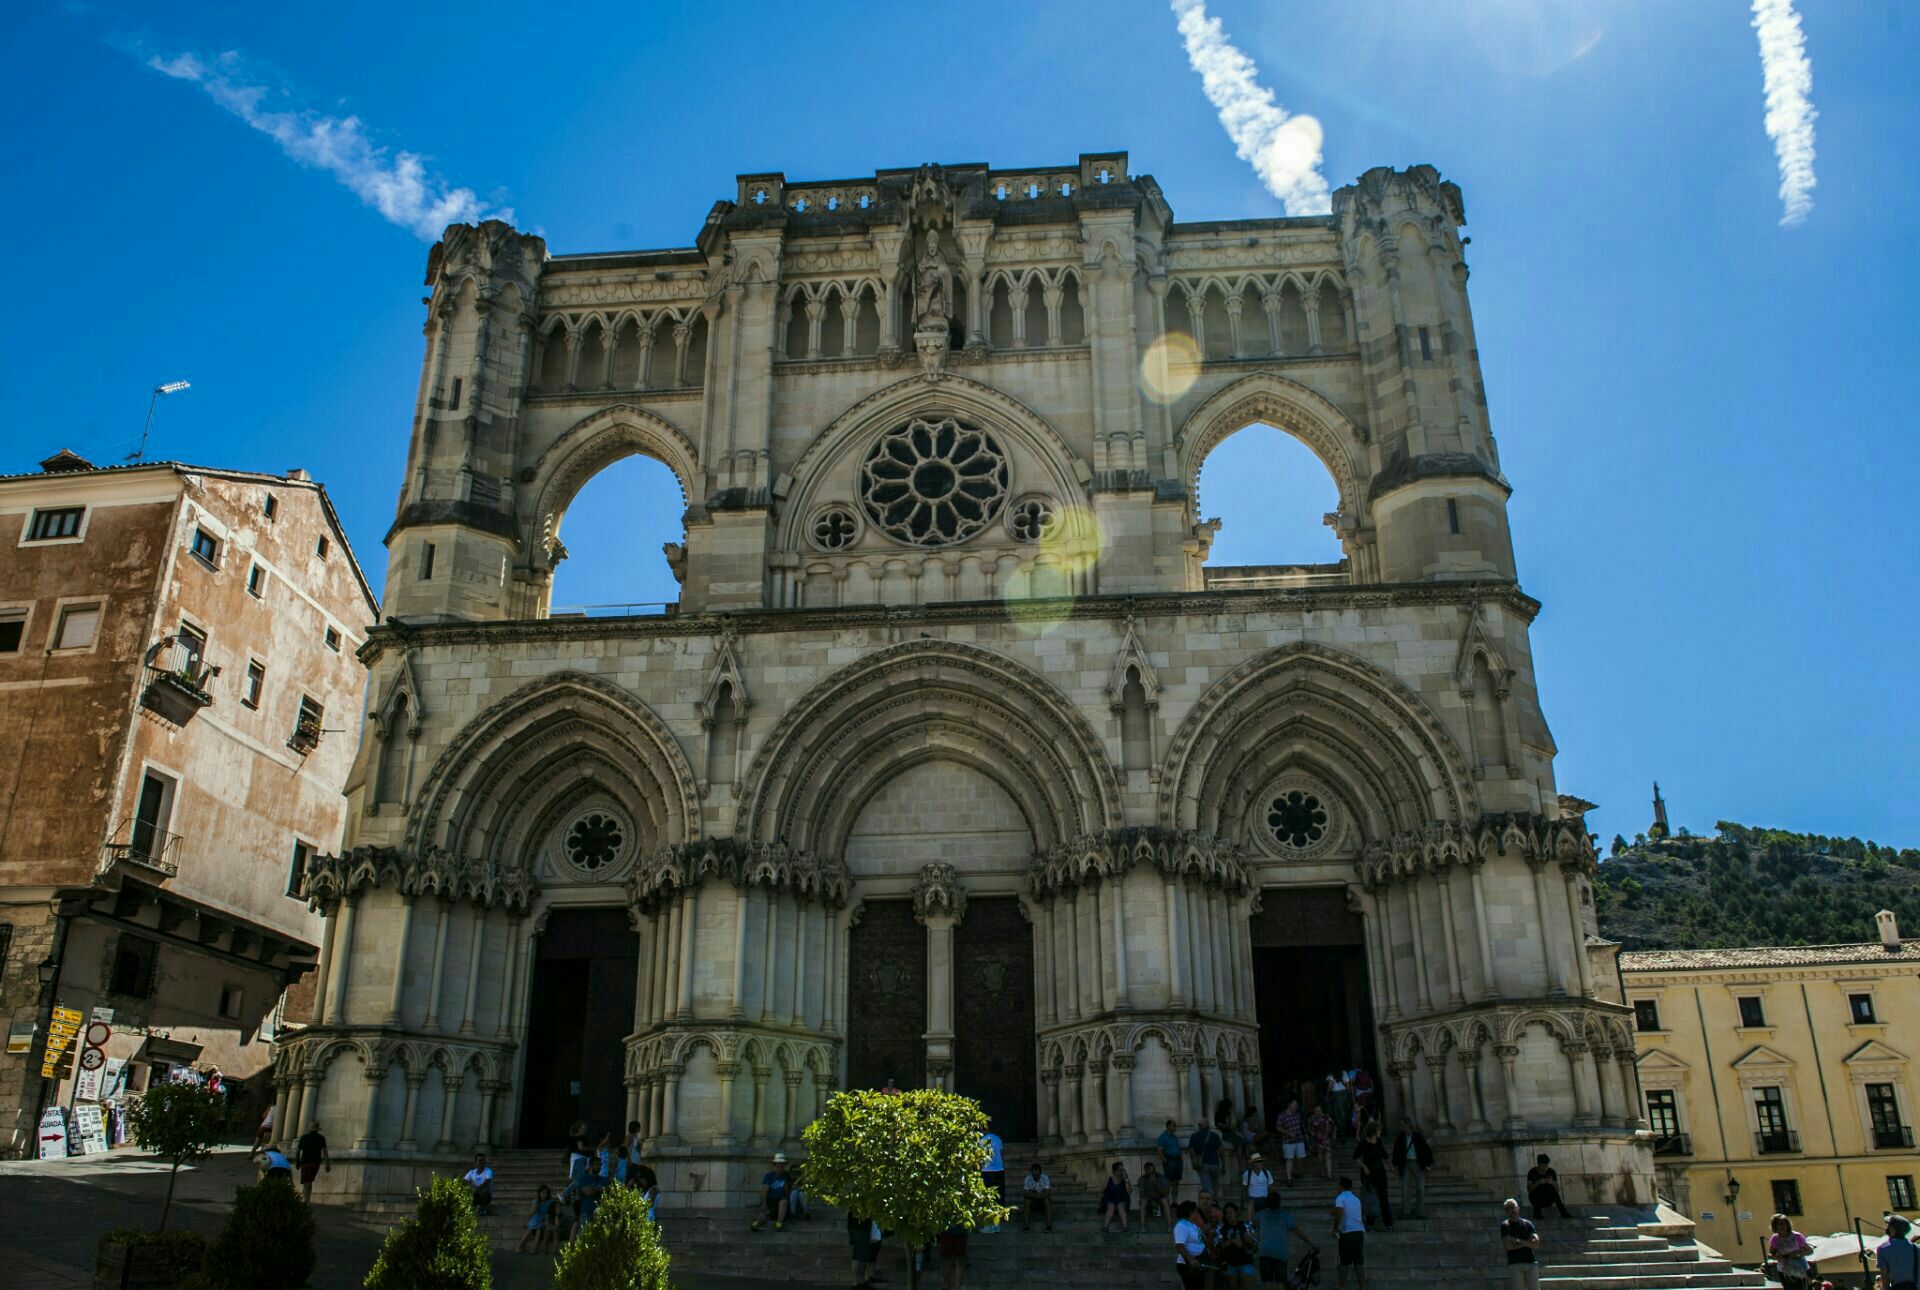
xmin=386 ymin=1147 xmax=1768 ymax=1290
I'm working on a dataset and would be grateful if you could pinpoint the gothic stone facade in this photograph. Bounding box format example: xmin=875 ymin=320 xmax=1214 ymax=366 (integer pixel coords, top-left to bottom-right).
xmin=272 ymin=154 xmax=1653 ymax=1207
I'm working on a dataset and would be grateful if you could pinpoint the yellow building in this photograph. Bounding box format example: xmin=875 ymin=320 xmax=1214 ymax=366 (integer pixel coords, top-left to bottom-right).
xmin=1619 ymin=911 xmax=1920 ymax=1260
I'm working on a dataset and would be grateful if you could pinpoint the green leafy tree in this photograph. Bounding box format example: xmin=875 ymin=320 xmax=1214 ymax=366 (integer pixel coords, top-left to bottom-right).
xmin=364 ymin=1175 xmax=492 ymax=1290
xmin=801 ymin=1089 xmax=1011 ymax=1290
xmin=126 ymin=1081 xmax=228 ymax=1230
xmin=552 ymin=1181 xmax=670 ymax=1290
xmin=195 ymin=1178 xmax=316 ymax=1289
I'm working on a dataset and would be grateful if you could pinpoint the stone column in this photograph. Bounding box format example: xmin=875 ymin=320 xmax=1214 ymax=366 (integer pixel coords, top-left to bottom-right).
xmin=1390 ymin=1061 xmax=1417 ymax=1125
xmin=751 ymin=1067 xmax=772 ymax=1147
xmin=1405 ymin=879 xmax=1435 ymax=1013
xmin=1035 ymin=904 xmax=1056 ymax=1026
xmin=1110 ymin=873 xmax=1131 ymax=1010
xmin=1223 ymin=292 xmax=1245 ymax=358
xmin=1186 ymin=884 xmax=1211 ymax=1013
xmin=1064 ymin=888 xmax=1082 ymax=1019
xmin=661 ymin=1065 xmax=683 ymax=1144
xmin=1231 ymin=901 xmax=1253 ymax=1022
xmin=1040 ymin=1071 xmax=1060 ymax=1144
xmin=477 ymin=1081 xmax=498 ymax=1149
xmin=1468 ymin=860 xmax=1496 ymax=998
xmin=1495 ymin=1045 xmax=1525 ymax=1131
xmin=397 ymin=1071 xmax=424 ymax=1150
xmin=715 ymin=1061 xmax=739 ymax=1147
xmin=760 ymin=890 xmax=778 ymax=1022
xmin=1302 ymin=286 xmax=1324 ymax=353
xmin=1086 ymin=880 xmax=1107 ymax=1015
xmin=1594 ymin=1047 xmax=1625 ymax=1127
xmin=1376 ymin=884 xmax=1401 ymax=1019
xmin=1460 ymin=1049 xmax=1490 ymax=1132
xmin=1436 ymin=871 xmax=1466 ymax=1008
xmin=269 ymin=1079 xmax=293 ymax=1149
xmin=1064 ymin=1064 xmax=1085 ymax=1141
xmin=289 ymin=1077 xmax=316 ymax=1147
xmin=660 ymin=900 xmax=680 ymax=1021
xmin=804 ymin=298 xmax=825 ymax=360
xmin=1561 ymin=865 xmax=1595 ymax=998
xmin=1198 ymin=1057 xmax=1217 ymax=1123
xmin=1111 ymin=1054 xmax=1136 ymax=1140
xmin=731 ymin=886 xmax=751 ymax=1020
xmin=676 ymin=886 xmax=698 ymax=1020
xmin=636 ymin=322 xmax=656 ymax=389
xmin=1208 ymin=889 xmax=1228 ymax=1012
xmin=494 ymin=913 xmax=522 ymax=1040
xmin=1164 ymin=876 xmax=1187 ymax=1009
xmin=1425 ymin=1056 xmax=1454 ymax=1132
xmin=782 ymin=1072 xmax=802 ymax=1145
xmin=1564 ymin=1042 xmax=1598 ymax=1127
xmin=352 ymin=1067 xmax=385 ymax=1151
xmin=311 ymin=907 xmax=339 ymax=1026
xmin=1086 ymin=1062 xmax=1108 ymax=1140
xmin=423 ymin=897 xmax=451 ymax=1031
xmin=1262 ymin=290 xmax=1284 ymax=355
xmin=435 ymin=1074 xmax=461 ymax=1152
xmin=1171 ymin=1057 xmax=1194 ymax=1128
xmin=790 ymin=902 xmax=808 ymax=1028
xmin=459 ymin=906 xmax=486 ymax=1035
xmin=324 ymin=895 xmax=358 ymax=1025
xmin=1529 ymin=858 xmax=1572 ymax=995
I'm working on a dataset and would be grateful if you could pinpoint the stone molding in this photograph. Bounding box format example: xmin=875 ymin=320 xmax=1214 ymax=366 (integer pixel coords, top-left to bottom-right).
xmin=274 ymin=1024 xmax=513 ymax=1088
xmin=1037 ymin=1015 xmax=1260 ymax=1071
xmin=1379 ymin=999 xmax=1634 ymax=1067
xmin=624 ymin=837 xmax=852 ymax=912
xmin=623 ymin=1024 xmax=838 ymax=1082
xmin=300 ymin=845 xmax=537 ymax=914
xmin=1028 ymin=827 xmax=1252 ymax=899
xmin=1355 ymin=812 xmax=1596 ymax=889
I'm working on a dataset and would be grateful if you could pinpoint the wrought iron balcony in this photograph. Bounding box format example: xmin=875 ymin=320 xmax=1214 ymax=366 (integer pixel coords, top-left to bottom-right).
xmin=103 ymin=823 xmax=181 ymax=877
xmin=140 ymin=639 xmax=216 ymax=726
xmin=1755 ymin=1129 xmax=1801 ymax=1154
xmin=1651 ymin=1133 xmax=1693 ymax=1157
xmin=1874 ymin=1125 xmax=1915 ymax=1150
xmin=288 ymin=718 xmax=323 ymax=755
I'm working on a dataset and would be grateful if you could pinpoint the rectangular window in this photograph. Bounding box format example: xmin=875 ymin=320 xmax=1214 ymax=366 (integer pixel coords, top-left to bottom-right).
xmin=1418 ymin=326 xmax=1433 ymax=360
xmin=0 ymin=608 xmax=24 ymax=653
xmin=1892 ymin=1176 xmax=1917 ymax=1210
xmin=130 ymin=769 xmax=176 ymax=862
xmin=53 ymin=602 xmax=101 ymax=650
xmin=263 ymin=494 xmax=278 ymax=520
xmin=448 ymin=376 xmax=463 ymax=410
xmin=190 ymin=526 xmax=220 ymax=567
xmin=316 ymin=536 xmax=329 ymax=559
xmin=109 ymin=934 xmax=159 ymax=998
xmin=1446 ymin=498 xmax=1461 ymax=535
xmin=1738 ymin=995 xmax=1767 ymax=1027
xmin=1646 ymin=1089 xmax=1681 ymax=1135
xmin=1770 ymin=1179 xmax=1802 ymax=1217
xmin=1634 ymin=999 xmax=1662 ymax=1032
xmin=1755 ymin=1087 xmax=1795 ymax=1152
xmin=27 ymin=507 xmax=85 ymax=541
xmin=287 ymin=840 xmax=313 ymax=899
xmin=247 ymin=564 xmax=265 ymax=598
xmin=243 ymin=660 xmax=264 ymax=709
xmin=217 ymin=985 xmax=243 ymax=1020
xmin=420 ymin=542 xmax=436 ymax=580
xmin=1851 ymin=993 xmax=1878 ymax=1024
xmin=324 ymin=625 xmax=341 ymax=652
xmin=1869 ymin=1084 xmax=1910 ymax=1149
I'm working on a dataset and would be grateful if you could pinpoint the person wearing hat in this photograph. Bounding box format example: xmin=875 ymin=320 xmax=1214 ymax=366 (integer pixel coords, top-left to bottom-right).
xmin=1878 ymin=1214 xmax=1919 ymax=1290
xmin=752 ymin=1152 xmax=793 ymax=1232
xmin=1243 ymin=1151 xmax=1275 ymax=1210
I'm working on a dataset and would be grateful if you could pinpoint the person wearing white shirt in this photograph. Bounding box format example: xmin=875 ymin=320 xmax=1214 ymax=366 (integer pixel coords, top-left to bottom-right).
xmin=1243 ymin=1153 xmax=1275 ymax=1208
xmin=1021 ymin=1161 xmax=1054 ymax=1232
xmin=1173 ymin=1200 xmax=1209 ymax=1290
xmin=462 ymin=1152 xmax=495 ymax=1215
xmin=1332 ymin=1176 xmax=1367 ymax=1290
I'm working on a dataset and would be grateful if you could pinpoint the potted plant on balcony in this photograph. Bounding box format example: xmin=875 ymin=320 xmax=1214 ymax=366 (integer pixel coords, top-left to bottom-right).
xmin=288 ymin=718 xmax=322 ymax=755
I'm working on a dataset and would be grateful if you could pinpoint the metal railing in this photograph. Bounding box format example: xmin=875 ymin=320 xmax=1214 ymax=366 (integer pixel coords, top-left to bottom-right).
xmin=144 ymin=638 xmax=216 ymax=699
xmin=1874 ymin=1125 xmax=1915 ymax=1150
xmin=1203 ymin=564 xmax=1351 ymax=591
xmin=103 ymin=823 xmax=181 ymax=877
xmin=1651 ymin=1132 xmax=1693 ymax=1157
xmin=1755 ymin=1129 xmax=1801 ymax=1154
xmin=545 ymin=602 xmax=677 ymax=619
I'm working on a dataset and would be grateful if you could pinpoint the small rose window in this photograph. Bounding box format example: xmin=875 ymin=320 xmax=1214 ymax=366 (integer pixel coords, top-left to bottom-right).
xmin=565 ymin=813 xmax=625 ymax=871
xmin=809 ymin=504 xmax=860 ymax=551
xmin=1267 ymin=791 xmax=1328 ymax=850
xmin=1007 ymin=495 xmax=1059 ymax=544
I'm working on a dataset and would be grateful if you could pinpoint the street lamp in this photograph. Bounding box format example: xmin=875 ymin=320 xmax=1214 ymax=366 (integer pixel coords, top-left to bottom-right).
xmin=129 ymin=380 xmax=192 ymax=463
xmin=1725 ymin=1173 xmax=1742 ymax=1246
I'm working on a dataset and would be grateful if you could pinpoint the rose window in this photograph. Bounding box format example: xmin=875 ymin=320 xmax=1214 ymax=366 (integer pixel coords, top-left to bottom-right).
xmin=564 ymin=813 xmax=625 ymax=872
xmin=1267 ymin=790 xmax=1328 ymax=850
xmin=1006 ymin=495 xmax=1059 ymax=544
xmin=859 ymin=417 xmax=1009 ymax=546
xmin=809 ymin=504 xmax=860 ymax=551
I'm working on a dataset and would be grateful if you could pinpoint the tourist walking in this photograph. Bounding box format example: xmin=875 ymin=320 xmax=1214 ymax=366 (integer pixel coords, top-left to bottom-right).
xmin=1191 ymin=1117 xmax=1226 ymax=1196
xmin=463 ymin=1152 xmax=495 ymax=1215
xmin=1173 ymin=1200 xmax=1210 ymax=1290
xmin=250 ymin=1102 xmax=275 ymax=1155
xmin=1101 ymin=1161 xmax=1132 ymax=1234
xmin=1217 ymin=1201 xmax=1260 ymax=1287
xmin=1141 ymin=1160 xmax=1174 ymax=1230
xmin=1306 ymin=1105 xmax=1335 ymax=1181
xmin=1391 ymin=1118 xmax=1433 ymax=1220
xmin=1501 ymin=1198 xmax=1542 ymax=1290
xmin=1354 ymin=1123 xmax=1393 ymax=1231
xmin=938 ymin=1218 xmax=970 ymax=1288
xmin=295 ymin=1122 xmax=330 ymax=1203
xmin=1256 ymin=1192 xmax=1315 ymax=1288
xmin=752 ymin=1152 xmax=794 ymax=1231
xmin=1158 ymin=1118 xmax=1187 ymax=1197
xmin=1275 ymin=1101 xmax=1306 ymax=1184
xmin=1243 ymin=1152 xmax=1275 ymax=1210
xmin=1332 ymin=1176 xmax=1367 ymax=1290
xmin=1021 ymin=1161 xmax=1054 ymax=1231
xmin=1876 ymin=1215 xmax=1918 ymax=1290
xmin=848 ymin=1210 xmax=879 ymax=1287
xmin=1326 ymin=1072 xmax=1351 ymax=1140
xmin=1768 ymin=1214 xmax=1814 ymax=1290
xmin=1525 ymin=1155 xmax=1573 ymax=1219
xmin=981 ymin=1128 xmax=1005 ymax=1231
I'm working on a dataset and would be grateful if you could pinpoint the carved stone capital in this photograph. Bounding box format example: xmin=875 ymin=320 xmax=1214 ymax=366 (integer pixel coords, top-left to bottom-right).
xmin=912 ymin=862 xmax=967 ymax=926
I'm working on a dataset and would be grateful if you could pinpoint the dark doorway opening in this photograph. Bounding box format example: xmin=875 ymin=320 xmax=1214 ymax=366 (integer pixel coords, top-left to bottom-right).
xmin=517 ymin=907 xmax=636 ymax=1147
xmin=1249 ymin=887 xmax=1380 ymax=1132
xmin=845 ymin=900 xmax=927 ymax=1092
xmin=953 ymin=896 xmax=1037 ymax=1140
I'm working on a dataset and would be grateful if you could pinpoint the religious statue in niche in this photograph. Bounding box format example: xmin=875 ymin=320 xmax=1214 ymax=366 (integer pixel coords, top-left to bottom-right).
xmin=912 ymin=231 xmax=952 ymax=328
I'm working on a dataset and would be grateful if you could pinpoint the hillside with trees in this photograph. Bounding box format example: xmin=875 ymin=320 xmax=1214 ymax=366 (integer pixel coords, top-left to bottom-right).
xmin=1594 ymin=821 xmax=1920 ymax=950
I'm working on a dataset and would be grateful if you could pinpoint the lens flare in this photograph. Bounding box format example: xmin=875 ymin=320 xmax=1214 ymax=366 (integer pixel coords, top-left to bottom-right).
xmin=1140 ymin=332 xmax=1202 ymax=404
xmin=1003 ymin=505 xmax=1106 ymax=636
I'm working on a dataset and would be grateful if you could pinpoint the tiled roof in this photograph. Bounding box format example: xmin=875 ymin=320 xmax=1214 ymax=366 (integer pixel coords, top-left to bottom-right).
xmin=1619 ymin=942 xmax=1920 ymax=971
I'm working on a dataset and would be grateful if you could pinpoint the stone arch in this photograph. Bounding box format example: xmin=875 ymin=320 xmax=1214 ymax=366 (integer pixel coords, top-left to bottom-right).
xmin=521 ymin=404 xmax=699 ymax=567
xmin=738 ymin=639 xmax=1120 ymax=855
xmin=1158 ymin=641 xmax=1476 ymax=840
xmin=1502 ymin=1010 xmax=1577 ymax=1047
xmin=1175 ymin=372 xmax=1368 ymax=520
xmin=408 ymin=670 xmax=699 ymax=865
xmin=773 ymin=374 xmax=1090 ymax=553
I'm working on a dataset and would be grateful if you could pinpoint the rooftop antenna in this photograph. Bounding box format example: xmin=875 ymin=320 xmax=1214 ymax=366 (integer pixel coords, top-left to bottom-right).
xmin=129 ymin=380 xmax=191 ymax=463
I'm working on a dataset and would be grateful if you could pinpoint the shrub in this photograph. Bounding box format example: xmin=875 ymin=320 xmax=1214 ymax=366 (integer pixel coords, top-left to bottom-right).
xmin=552 ymin=1183 xmax=670 ymax=1290
xmin=95 ymin=1229 xmax=209 ymax=1281
xmin=126 ymin=1082 xmax=229 ymax=1230
xmin=364 ymin=1175 xmax=492 ymax=1290
xmin=196 ymin=1178 xmax=316 ymax=1289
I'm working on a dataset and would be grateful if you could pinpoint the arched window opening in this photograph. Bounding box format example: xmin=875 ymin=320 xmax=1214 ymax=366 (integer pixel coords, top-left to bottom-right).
xmin=1196 ymin=424 xmax=1344 ymax=587
xmin=1166 ymin=289 xmax=1195 ymax=345
xmin=1120 ymin=666 xmax=1151 ymax=771
xmin=1469 ymin=655 xmax=1508 ymax=772
xmin=1235 ymin=283 xmax=1264 ymax=356
xmin=988 ymin=280 xmax=1015 ymax=349
xmin=1278 ymin=284 xmax=1310 ymax=355
xmin=820 ymin=292 xmax=846 ymax=359
xmin=576 ymin=321 xmax=609 ymax=389
xmin=784 ymin=296 xmax=809 ymax=360
xmin=535 ymin=327 xmax=570 ymax=391
xmin=853 ymin=287 xmax=881 ymax=354
xmin=377 ymin=694 xmax=408 ymax=805
xmin=546 ymin=454 xmax=687 ymax=617
xmin=609 ymin=320 xmax=643 ymax=388
xmin=1317 ymin=289 xmax=1350 ymax=350
xmin=1022 ymin=283 xmax=1048 ymax=348
xmin=683 ymin=313 xmax=709 ymax=386
xmin=1059 ymin=277 xmax=1087 ymax=346
xmin=1201 ymin=287 xmax=1233 ymax=360
xmin=707 ymin=681 xmax=738 ymax=785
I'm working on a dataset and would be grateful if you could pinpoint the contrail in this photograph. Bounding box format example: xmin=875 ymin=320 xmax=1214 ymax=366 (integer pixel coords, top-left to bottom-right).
xmin=145 ymin=49 xmax=511 ymax=240
xmin=1749 ymin=0 xmax=1817 ymax=227
xmin=1171 ymin=0 xmax=1331 ymax=216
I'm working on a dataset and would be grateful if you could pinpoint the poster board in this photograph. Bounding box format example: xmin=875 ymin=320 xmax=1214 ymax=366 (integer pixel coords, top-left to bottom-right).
xmin=73 ymin=1103 xmax=108 ymax=1155
xmin=37 ymin=1106 xmax=69 ymax=1160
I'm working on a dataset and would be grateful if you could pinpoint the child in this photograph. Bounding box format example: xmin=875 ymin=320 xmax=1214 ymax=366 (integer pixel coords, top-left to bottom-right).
xmin=519 ymin=1184 xmax=560 ymax=1254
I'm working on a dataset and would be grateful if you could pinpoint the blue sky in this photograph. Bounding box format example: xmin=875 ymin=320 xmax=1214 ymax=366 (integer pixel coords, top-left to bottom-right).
xmin=3 ymin=1 xmax=1914 ymax=852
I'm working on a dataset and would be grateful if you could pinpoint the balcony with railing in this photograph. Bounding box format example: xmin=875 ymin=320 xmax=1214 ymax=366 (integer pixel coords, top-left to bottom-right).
xmin=1874 ymin=1125 xmax=1915 ymax=1150
xmin=1202 ymin=562 xmax=1351 ymax=592
xmin=103 ymin=819 xmax=181 ymax=878
xmin=1755 ymin=1129 xmax=1802 ymax=1154
xmin=140 ymin=638 xmax=216 ymax=726
xmin=1651 ymin=1133 xmax=1693 ymax=1158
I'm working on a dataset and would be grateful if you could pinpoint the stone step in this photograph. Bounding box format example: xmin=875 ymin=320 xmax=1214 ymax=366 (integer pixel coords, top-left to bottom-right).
xmin=1540 ymin=1275 xmax=1765 ymax=1290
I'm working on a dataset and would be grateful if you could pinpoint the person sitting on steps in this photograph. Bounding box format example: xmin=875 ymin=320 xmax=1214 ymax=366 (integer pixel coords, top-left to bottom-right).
xmin=1526 ymin=1154 xmax=1574 ymax=1220
xmin=752 ymin=1152 xmax=794 ymax=1231
xmin=1100 ymin=1160 xmax=1132 ymax=1234
xmin=1021 ymin=1161 xmax=1054 ymax=1232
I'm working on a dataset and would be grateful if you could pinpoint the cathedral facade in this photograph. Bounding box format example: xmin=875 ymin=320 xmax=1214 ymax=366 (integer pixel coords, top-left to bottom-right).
xmin=272 ymin=154 xmax=1652 ymax=1207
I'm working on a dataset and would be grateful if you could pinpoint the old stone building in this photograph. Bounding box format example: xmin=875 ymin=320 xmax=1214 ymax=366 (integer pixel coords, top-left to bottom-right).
xmin=275 ymin=154 xmax=1650 ymax=1207
xmin=0 ymin=454 xmax=375 ymax=1155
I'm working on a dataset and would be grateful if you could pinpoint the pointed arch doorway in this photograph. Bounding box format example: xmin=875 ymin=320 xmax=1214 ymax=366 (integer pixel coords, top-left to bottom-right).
xmin=1250 ymin=887 xmax=1379 ymax=1128
xmin=516 ymin=907 xmax=637 ymax=1146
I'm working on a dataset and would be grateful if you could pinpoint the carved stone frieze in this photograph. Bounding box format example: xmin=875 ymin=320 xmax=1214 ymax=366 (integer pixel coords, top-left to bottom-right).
xmin=910 ymin=862 xmax=967 ymax=926
xmin=1028 ymin=827 xmax=1253 ymax=899
xmin=300 ymin=844 xmax=538 ymax=914
xmin=624 ymin=837 xmax=852 ymax=912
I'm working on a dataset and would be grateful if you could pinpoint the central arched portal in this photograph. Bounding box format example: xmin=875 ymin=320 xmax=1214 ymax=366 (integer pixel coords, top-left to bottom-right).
xmin=517 ymin=907 xmax=638 ymax=1147
xmin=1250 ymin=887 xmax=1378 ymax=1130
